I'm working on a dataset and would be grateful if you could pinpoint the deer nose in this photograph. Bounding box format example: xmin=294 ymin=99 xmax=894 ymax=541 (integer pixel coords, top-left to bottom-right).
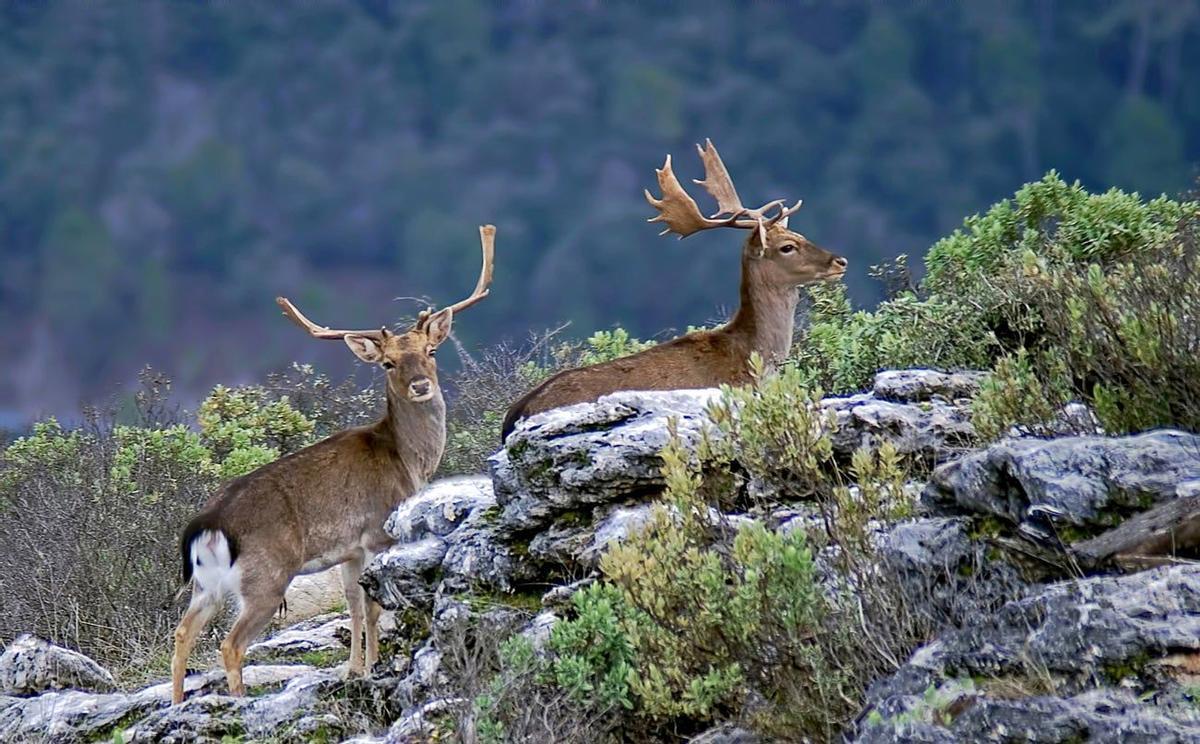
xmin=831 ymin=256 xmax=848 ymax=270
xmin=408 ymin=377 xmax=433 ymax=400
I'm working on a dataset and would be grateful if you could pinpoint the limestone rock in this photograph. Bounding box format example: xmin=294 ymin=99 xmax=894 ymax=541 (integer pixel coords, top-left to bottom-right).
xmin=0 ymin=635 xmax=114 ymax=696
xmin=385 ymin=475 xmax=495 ymax=541
xmin=491 ymin=373 xmax=982 ymax=534
xmin=857 ymin=564 xmax=1200 ymax=742
xmin=364 ymin=476 xmax=534 ymax=606
xmin=856 ymin=687 xmax=1200 ymax=743
xmin=689 ymin=723 xmax=761 ymax=743
xmin=871 ymin=369 xmax=987 ymax=403
xmin=492 ymin=389 xmax=722 ymax=532
xmin=925 ymin=429 xmax=1200 ymax=542
xmin=876 ymin=517 xmax=1028 ymax=626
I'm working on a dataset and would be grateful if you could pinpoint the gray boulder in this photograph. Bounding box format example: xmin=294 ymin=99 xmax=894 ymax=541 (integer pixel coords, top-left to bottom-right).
xmin=0 ymin=635 xmax=115 ymax=696
xmin=871 ymin=369 xmax=987 ymax=403
xmin=492 ymin=372 xmax=983 ymax=534
xmin=385 ymin=475 xmax=495 ymax=541
xmin=528 ymin=502 xmax=657 ymax=571
xmin=857 ymin=564 xmax=1200 ymax=742
xmin=821 ymin=392 xmax=975 ymax=463
xmin=360 ymin=537 xmax=449 ymax=610
xmin=876 ymin=517 xmax=1028 ymax=627
xmin=0 ymin=663 xmax=318 ymax=742
xmin=492 ymin=389 xmax=722 ymax=532
xmin=689 ymin=723 xmax=761 ymax=743
xmin=363 ymin=476 xmax=535 ymax=606
xmin=857 ymin=687 xmax=1200 ymax=743
xmin=925 ymin=430 xmax=1200 ymax=542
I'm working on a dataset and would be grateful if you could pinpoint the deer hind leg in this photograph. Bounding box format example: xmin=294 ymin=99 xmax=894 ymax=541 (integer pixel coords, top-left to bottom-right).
xmin=341 ymin=553 xmax=367 ymax=676
xmin=171 ymin=591 xmax=220 ymax=705
xmin=221 ymin=573 xmax=288 ymax=697
xmin=365 ymin=598 xmax=383 ymax=670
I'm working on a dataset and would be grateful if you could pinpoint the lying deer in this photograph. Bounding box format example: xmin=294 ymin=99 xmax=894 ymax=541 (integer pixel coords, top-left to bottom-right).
xmin=170 ymin=226 xmax=496 ymax=704
xmin=502 ymin=140 xmax=846 ymax=440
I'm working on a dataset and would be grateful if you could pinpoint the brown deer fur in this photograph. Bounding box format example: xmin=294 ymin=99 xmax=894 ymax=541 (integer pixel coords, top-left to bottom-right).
xmin=502 ymin=223 xmax=844 ymax=439
xmin=170 ymin=227 xmax=495 ymax=705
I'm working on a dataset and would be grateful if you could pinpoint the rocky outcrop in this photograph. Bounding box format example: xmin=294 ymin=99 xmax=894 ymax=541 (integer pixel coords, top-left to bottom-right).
xmin=493 ymin=370 xmax=983 ymax=534
xmin=361 ymin=476 xmax=537 ymax=608
xmin=0 ymin=635 xmax=115 ymax=696
xmin=855 ymin=564 xmax=1200 ymax=743
xmin=15 ymin=369 xmax=1200 ymax=742
xmin=876 ymin=517 xmax=1029 ymax=626
xmin=925 ymin=429 xmax=1200 ymax=543
xmin=492 ymin=389 xmax=723 ymax=532
xmin=0 ymin=662 xmax=327 ymax=743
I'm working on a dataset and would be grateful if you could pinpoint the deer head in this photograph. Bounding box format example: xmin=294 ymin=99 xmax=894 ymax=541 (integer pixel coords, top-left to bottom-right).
xmin=274 ymin=225 xmax=496 ymax=403
xmin=645 ymin=139 xmax=847 ymax=287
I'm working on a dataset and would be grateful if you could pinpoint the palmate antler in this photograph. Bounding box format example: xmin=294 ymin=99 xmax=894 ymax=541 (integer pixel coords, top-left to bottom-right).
xmin=277 ymin=224 xmax=496 ymax=340
xmin=645 ymin=139 xmax=802 ymax=247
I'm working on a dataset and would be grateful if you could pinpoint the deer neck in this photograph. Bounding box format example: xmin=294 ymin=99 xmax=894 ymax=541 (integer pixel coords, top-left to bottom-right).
xmin=726 ymin=255 xmax=798 ymax=370
xmin=379 ymin=387 xmax=446 ymax=485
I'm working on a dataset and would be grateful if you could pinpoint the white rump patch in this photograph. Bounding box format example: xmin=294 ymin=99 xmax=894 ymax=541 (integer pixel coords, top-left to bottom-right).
xmin=190 ymin=529 xmax=241 ymax=600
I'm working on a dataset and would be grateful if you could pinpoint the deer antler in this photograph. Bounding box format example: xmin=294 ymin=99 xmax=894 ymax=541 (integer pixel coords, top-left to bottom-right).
xmin=645 ymin=139 xmax=803 ymax=243
xmin=644 ymin=154 xmax=736 ymax=238
xmin=416 ymin=224 xmax=496 ymax=327
xmin=275 ymin=297 xmax=389 ymax=341
xmin=279 ymin=225 xmax=496 ymax=339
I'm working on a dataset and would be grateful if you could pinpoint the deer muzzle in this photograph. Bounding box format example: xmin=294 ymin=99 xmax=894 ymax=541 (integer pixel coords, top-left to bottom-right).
xmin=407 ymin=377 xmax=434 ymax=402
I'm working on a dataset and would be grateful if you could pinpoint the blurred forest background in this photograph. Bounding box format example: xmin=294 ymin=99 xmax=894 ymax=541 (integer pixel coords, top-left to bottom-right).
xmin=1 ymin=0 xmax=1198 ymax=425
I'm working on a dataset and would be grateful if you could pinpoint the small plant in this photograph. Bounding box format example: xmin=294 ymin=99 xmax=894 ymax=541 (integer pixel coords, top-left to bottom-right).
xmin=198 ymin=383 xmax=315 ymax=468
xmin=576 ymin=327 xmax=655 ymax=366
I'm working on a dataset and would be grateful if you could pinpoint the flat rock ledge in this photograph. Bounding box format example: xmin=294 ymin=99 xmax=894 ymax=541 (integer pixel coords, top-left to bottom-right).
xmin=925 ymin=429 xmax=1200 ymax=543
xmin=854 ymin=564 xmax=1200 ymax=743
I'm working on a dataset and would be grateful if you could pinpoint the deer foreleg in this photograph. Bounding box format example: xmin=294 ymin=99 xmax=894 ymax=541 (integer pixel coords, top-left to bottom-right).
xmin=341 ymin=554 xmax=367 ymax=676
xmin=365 ymin=598 xmax=383 ymax=669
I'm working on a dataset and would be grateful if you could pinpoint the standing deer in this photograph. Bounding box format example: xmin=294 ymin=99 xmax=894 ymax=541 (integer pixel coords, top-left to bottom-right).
xmin=501 ymin=140 xmax=846 ymax=440
xmin=170 ymin=226 xmax=496 ymax=705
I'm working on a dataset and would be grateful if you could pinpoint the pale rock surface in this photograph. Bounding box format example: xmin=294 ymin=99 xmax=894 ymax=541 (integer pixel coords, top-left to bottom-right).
xmin=0 ymin=634 xmax=115 ymax=696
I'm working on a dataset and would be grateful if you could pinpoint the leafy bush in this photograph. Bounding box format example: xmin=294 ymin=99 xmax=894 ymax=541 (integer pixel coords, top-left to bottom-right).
xmin=924 ymin=172 xmax=1190 ymax=289
xmin=0 ymin=405 xmax=215 ymax=680
xmin=198 ymin=384 xmax=315 ymax=475
xmin=973 ymin=235 xmax=1200 ymax=436
xmin=575 ymin=327 xmax=655 ymax=366
xmin=792 ymin=282 xmax=997 ymax=394
xmin=791 ymin=172 xmax=1200 ymax=441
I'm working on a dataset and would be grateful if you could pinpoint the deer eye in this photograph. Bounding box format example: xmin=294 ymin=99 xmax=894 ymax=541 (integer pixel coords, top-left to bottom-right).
xmin=382 ymin=361 xmax=395 ymax=370
xmin=779 ymin=244 xmax=797 ymax=254
xmin=427 ymin=346 xmax=436 ymax=357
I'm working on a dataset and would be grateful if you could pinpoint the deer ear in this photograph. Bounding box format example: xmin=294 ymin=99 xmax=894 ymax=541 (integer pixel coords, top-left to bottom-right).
xmin=424 ymin=308 xmax=454 ymax=347
xmin=776 ymin=215 xmax=789 ymax=230
xmin=344 ymin=334 xmax=384 ymax=363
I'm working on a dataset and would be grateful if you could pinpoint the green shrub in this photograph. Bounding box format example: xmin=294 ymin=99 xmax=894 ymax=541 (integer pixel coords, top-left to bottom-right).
xmin=791 ymin=277 xmax=998 ymax=394
xmin=924 ymin=171 xmax=1190 ymax=289
xmin=198 ymin=384 xmax=315 ymax=462
xmin=973 ymin=236 xmax=1200 ymax=436
xmin=576 ymin=327 xmax=655 ymax=366
xmin=523 ymin=367 xmax=923 ymax=741
xmin=791 ymin=172 xmax=1199 ymax=441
